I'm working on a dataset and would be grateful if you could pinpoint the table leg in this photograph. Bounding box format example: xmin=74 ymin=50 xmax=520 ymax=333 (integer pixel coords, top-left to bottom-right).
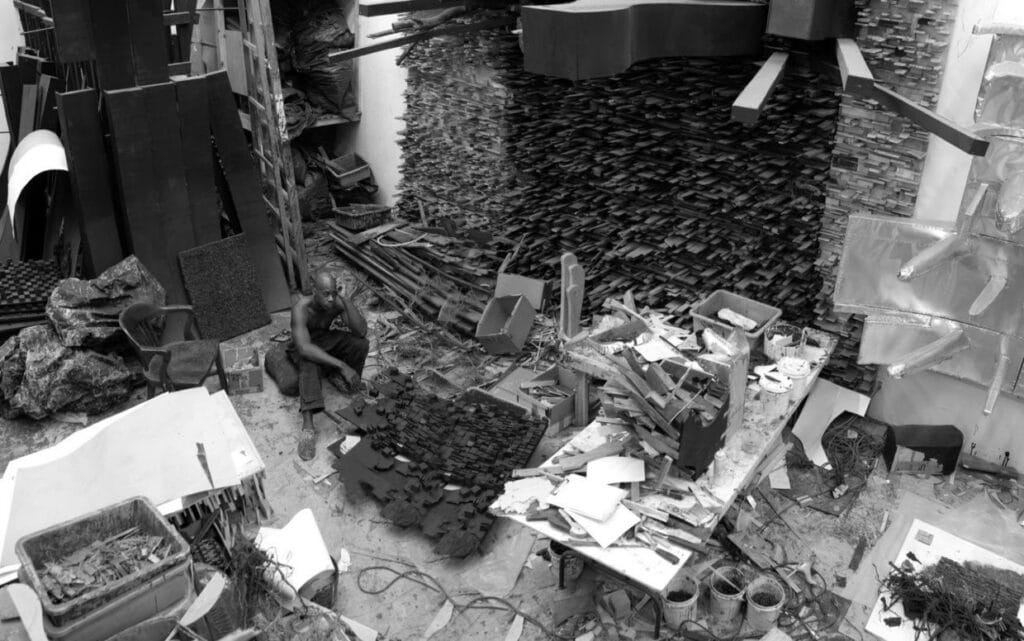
xmin=558 ymin=554 xmax=566 ymax=589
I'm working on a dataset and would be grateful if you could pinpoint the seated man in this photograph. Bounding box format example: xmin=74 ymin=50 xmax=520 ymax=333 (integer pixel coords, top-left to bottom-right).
xmin=290 ymin=268 xmax=369 ymax=460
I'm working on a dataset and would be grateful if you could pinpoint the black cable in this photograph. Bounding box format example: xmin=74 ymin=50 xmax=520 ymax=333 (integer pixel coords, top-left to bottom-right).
xmin=356 ymin=565 xmax=576 ymax=639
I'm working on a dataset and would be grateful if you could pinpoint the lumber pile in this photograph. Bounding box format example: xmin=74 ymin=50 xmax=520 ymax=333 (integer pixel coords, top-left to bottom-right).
xmin=396 ymin=20 xmax=873 ymax=391
xmin=326 ymin=220 xmax=499 ymax=336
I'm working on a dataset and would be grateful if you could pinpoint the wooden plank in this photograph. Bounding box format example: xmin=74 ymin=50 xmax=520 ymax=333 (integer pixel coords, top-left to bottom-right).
xmin=205 ymin=69 xmax=291 ymax=311
xmin=57 ymin=89 xmax=125 ymax=275
xmin=127 ymin=0 xmax=170 ymax=86
xmin=163 ymin=9 xmax=194 ymax=24
xmin=89 ymin=0 xmax=136 ymax=89
xmin=328 ymin=18 xmax=518 ymax=62
xmin=168 ymin=61 xmax=191 ymax=75
xmin=731 ymin=51 xmax=789 ymax=125
xmin=867 ymin=84 xmax=990 ymax=157
xmin=143 ymin=82 xmax=196 ymax=272
xmin=173 ymin=76 xmax=221 ymax=245
xmin=51 ymin=0 xmax=96 ymax=63
xmin=358 ymin=0 xmax=495 ymax=16
xmin=104 ymin=87 xmax=185 ymax=302
xmin=835 ymin=38 xmax=873 ymax=94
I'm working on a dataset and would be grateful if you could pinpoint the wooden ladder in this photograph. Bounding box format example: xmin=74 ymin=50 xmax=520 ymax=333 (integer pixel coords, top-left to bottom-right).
xmin=237 ymin=0 xmax=308 ymax=292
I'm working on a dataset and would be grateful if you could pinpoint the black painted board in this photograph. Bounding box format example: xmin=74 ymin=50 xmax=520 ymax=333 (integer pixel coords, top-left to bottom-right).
xmin=178 ymin=233 xmax=271 ymax=340
xmin=89 ymin=0 xmax=136 ymax=89
xmin=142 ymin=82 xmax=196 ymax=260
xmin=104 ymin=87 xmax=184 ymax=302
xmin=51 ymin=0 xmax=96 ymax=63
xmin=205 ymin=69 xmax=291 ymax=311
xmin=57 ymin=89 xmax=125 ymax=275
xmin=126 ymin=0 xmax=169 ymax=86
xmin=173 ymin=76 xmax=221 ymax=245
xmin=0 ymin=64 xmax=22 ymax=255
xmin=36 ymin=76 xmax=65 ymax=142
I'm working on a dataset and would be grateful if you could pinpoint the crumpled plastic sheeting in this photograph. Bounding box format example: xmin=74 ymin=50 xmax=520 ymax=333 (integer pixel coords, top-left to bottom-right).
xmin=836 ymin=214 xmax=1024 ymax=338
xmin=859 ymin=313 xmax=1024 ymax=398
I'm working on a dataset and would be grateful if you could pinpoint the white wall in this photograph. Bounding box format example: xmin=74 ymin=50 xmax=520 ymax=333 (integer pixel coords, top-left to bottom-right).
xmin=346 ymin=14 xmax=407 ymax=206
xmin=0 ymin=0 xmax=24 ymax=162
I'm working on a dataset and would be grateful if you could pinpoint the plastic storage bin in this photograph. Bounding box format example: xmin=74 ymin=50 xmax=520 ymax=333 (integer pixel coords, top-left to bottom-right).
xmin=690 ymin=290 xmax=782 ymax=348
xmin=16 ymin=496 xmax=191 ymax=631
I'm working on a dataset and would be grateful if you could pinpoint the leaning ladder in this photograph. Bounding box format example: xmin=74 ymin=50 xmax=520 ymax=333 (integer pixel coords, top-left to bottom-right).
xmin=237 ymin=0 xmax=308 ymax=292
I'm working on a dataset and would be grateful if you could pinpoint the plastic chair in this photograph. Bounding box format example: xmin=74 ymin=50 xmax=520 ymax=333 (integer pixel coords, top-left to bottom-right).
xmin=119 ymin=303 xmax=228 ymax=398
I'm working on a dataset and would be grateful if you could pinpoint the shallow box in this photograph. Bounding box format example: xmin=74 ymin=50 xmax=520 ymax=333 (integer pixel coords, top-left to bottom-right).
xmin=475 ymin=273 xmax=546 ymax=356
xmin=516 ymin=366 xmax=581 ymax=434
xmin=221 ymin=345 xmax=263 ymax=395
xmin=691 ymin=289 xmax=781 ymax=350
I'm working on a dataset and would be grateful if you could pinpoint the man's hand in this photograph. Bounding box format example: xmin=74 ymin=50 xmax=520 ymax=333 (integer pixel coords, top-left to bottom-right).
xmin=338 ymin=365 xmax=360 ymax=389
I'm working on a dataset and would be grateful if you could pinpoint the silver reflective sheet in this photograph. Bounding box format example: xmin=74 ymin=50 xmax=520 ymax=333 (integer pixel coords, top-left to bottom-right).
xmin=835 ymin=214 xmax=1024 ymax=338
xmin=858 ymin=313 xmax=1024 ymax=397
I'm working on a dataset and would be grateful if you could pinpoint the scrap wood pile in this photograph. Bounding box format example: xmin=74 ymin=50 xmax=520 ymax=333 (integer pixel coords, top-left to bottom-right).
xmin=38 ymin=527 xmax=173 ymax=604
xmin=396 ymin=18 xmax=874 ymax=393
xmin=326 ymin=220 xmax=506 ymax=336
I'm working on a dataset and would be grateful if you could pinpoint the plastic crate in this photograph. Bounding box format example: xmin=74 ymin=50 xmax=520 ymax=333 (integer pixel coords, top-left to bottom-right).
xmin=690 ymin=290 xmax=782 ymax=348
xmin=44 ymin=564 xmax=193 ymax=641
xmin=16 ymin=496 xmax=191 ymax=629
xmin=334 ymin=203 xmax=392 ymax=231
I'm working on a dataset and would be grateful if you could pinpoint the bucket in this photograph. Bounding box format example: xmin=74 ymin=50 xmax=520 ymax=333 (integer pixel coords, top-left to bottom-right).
xmin=745 ymin=574 xmax=786 ymax=632
xmin=663 ymin=574 xmax=700 ymax=630
xmin=548 ymin=540 xmax=583 ymax=585
xmin=757 ymin=375 xmax=791 ymax=420
xmin=777 ymin=357 xmax=812 ymax=403
xmin=707 ymin=565 xmax=747 ymax=621
xmin=764 ymin=323 xmax=804 ymax=361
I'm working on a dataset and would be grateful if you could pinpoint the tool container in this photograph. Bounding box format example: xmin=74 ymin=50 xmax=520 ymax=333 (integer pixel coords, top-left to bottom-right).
xmin=16 ymin=496 xmax=191 ymax=633
xmin=691 ymin=290 xmax=782 ymax=349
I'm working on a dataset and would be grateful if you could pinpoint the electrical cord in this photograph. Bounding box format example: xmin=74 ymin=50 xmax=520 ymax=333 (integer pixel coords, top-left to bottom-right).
xmin=356 ymin=565 xmax=576 ymax=640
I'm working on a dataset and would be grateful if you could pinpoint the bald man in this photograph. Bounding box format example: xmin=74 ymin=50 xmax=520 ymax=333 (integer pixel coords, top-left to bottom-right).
xmin=289 ymin=269 xmax=369 ymax=460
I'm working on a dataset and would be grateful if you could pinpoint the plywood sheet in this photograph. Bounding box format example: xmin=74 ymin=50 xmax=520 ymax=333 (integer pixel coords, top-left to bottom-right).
xmin=88 ymin=0 xmax=135 ymax=89
xmin=126 ymin=0 xmax=170 ymax=86
xmin=0 ymin=388 xmax=241 ymax=566
xmin=142 ymin=82 xmax=196 ymax=259
xmin=173 ymin=76 xmax=221 ymax=246
xmin=51 ymin=0 xmax=96 ymax=63
xmin=57 ymin=89 xmax=124 ymax=275
xmin=206 ymin=69 xmax=290 ymax=311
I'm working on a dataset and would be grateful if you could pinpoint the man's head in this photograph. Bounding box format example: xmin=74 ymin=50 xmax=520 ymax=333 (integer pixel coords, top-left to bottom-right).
xmin=312 ymin=269 xmax=342 ymax=310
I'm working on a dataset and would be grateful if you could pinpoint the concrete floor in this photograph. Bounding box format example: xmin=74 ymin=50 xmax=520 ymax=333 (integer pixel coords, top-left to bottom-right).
xmin=5 ymin=298 xmax=1024 ymax=641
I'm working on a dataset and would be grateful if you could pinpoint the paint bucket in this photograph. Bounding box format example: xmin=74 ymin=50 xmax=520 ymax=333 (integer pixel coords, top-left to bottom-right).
xmin=777 ymin=356 xmax=812 ymax=403
xmin=757 ymin=375 xmax=792 ymax=420
xmin=548 ymin=539 xmax=583 ymax=584
xmin=707 ymin=565 xmax=748 ymax=622
xmin=745 ymin=574 xmax=786 ymax=632
xmin=663 ymin=574 xmax=700 ymax=630
xmin=763 ymin=323 xmax=804 ymax=361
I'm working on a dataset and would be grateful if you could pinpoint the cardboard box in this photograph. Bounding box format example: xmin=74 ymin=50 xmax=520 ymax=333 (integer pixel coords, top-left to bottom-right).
xmin=475 ymin=273 xmax=546 ymax=355
xmin=516 ymin=366 xmax=580 ymax=434
xmin=221 ymin=346 xmax=263 ymax=395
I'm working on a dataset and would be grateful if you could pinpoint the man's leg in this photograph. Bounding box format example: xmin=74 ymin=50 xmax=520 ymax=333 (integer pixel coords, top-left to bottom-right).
xmin=296 ymin=356 xmax=326 ymax=461
xmin=315 ymin=331 xmax=370 ymax=391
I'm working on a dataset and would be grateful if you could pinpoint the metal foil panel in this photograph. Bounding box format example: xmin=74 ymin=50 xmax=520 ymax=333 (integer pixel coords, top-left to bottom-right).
xmin=859 ymin=313 xmax=1024 ymax=397
xmin=835 ymin=214 xmax=1024 ymax=339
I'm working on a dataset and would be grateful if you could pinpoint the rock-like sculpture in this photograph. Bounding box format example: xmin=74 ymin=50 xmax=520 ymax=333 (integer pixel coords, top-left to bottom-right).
xmin=46 ymin=255 xmax=165 ymax=348
xmin=0 ymin=324 xmax=134 ymax=420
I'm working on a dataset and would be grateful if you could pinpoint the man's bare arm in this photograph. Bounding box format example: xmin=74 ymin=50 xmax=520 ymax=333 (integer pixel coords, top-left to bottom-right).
xmin=291 ymin=299 xmax=355 ymax=375
xmin=339 ymin=296 xmax=368 ymax=338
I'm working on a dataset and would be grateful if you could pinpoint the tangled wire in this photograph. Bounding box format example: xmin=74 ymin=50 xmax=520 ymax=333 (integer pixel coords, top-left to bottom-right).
xmin=882 ymin=559 xmax=1024 ymax=641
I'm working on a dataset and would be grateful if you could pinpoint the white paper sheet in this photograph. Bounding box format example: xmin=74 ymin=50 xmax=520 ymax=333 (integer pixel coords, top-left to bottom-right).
xmin=768 ymin=467 xmax=792 ymax=490
xmin=5 ymin=130 xmax=67 ymax=241
xmin=546 ymin=474 xmax=627 ymax=522
xmin=634 ymin=338 xmax=679 ymax=362
xmin=491 ymin=477 xmax=555 ymax=514
xmin=566 ymin=503 xmax=641 ymax=548
xmin=586 ymin=457 xmax=646 ymax=485
xmin=791 ymin=379 xmax=871 ymax=466
xmin=257 ymin=509 xmax=335 ymax=608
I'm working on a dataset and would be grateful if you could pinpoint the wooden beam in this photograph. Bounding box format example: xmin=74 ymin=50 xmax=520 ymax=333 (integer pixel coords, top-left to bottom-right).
xmin=328 ymin=17 xmax=516 ymax=61
xmin=835 ymin=38 xmax=873 ymax=94
xmin=163 ymin=10 xmax=194 ymax=25
xmin=359 ymin=0 xmax=510 ymax=16
xmin=868 ymin=84 xmax=990 ymax=157
xmin=731 ymin=51 xmax=788 ymax=125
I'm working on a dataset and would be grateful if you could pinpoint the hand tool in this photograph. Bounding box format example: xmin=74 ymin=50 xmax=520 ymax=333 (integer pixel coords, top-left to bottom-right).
xmin=638 ymin=521 xmax=709 ymax=555
xmin=632 ymin=529 xmax=680 ymax=564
